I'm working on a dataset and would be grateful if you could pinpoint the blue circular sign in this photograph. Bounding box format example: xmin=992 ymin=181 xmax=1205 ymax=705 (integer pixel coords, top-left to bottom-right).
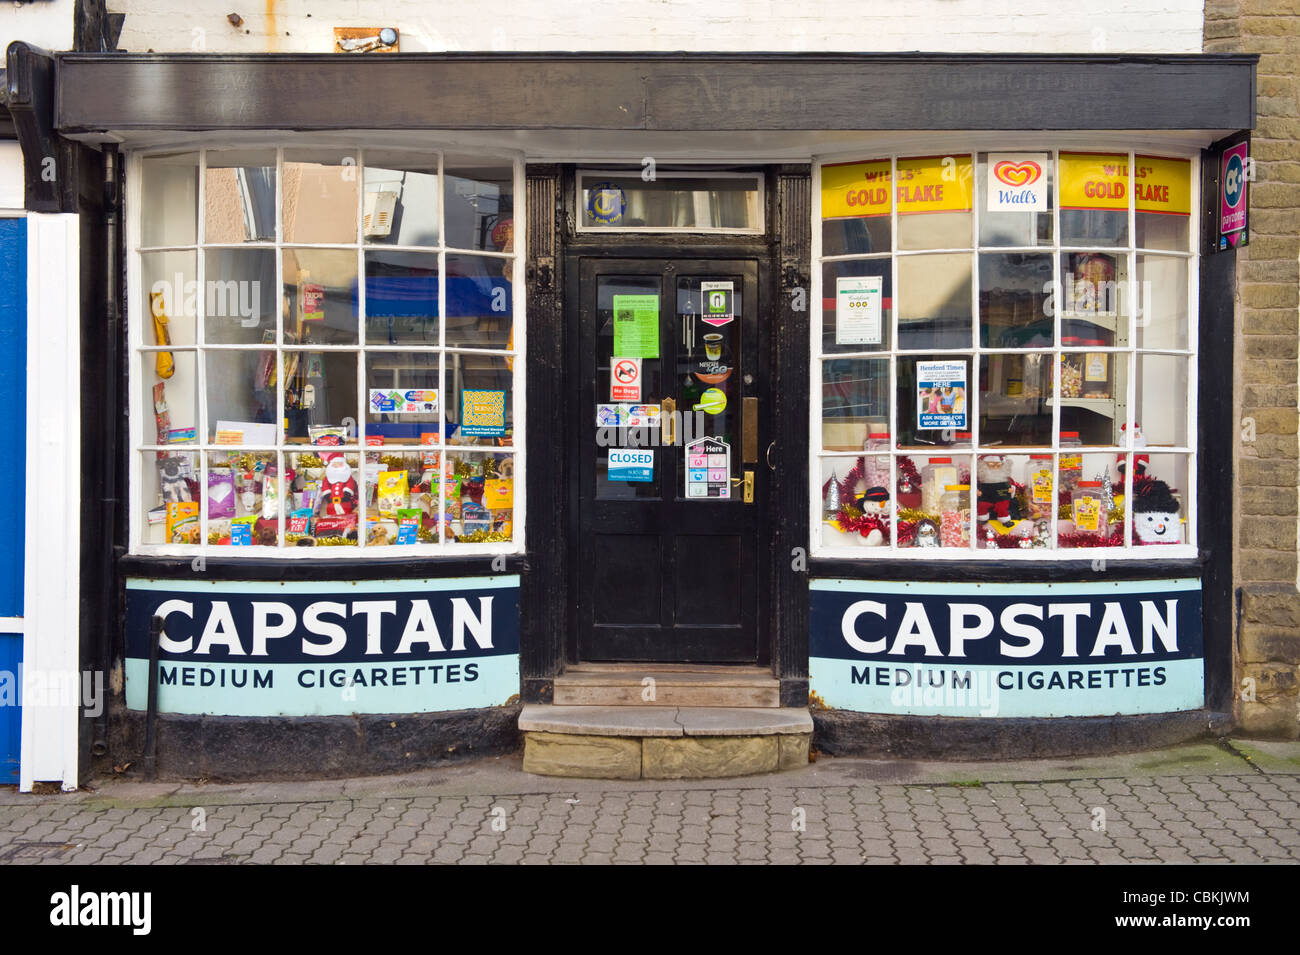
xmin=1224 ymin=153 xmax=1245 ymax=208
xmin=587 ymin=181 xmax=625 ymax=224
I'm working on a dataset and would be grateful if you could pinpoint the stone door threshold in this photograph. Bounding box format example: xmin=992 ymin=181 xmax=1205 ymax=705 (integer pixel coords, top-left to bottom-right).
xmin=520 ymin=704 xmax=812 ymax=779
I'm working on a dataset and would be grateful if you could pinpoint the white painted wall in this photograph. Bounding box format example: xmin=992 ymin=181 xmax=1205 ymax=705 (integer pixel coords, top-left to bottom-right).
xmin=115 ymin=0 xmax=1205 ymax=55
xmin=0 ymin=143 xmax=23 ymax=211
xmin=0 ymin=0 xmax=75 ymax=52
xmin=21 ymin=213 xmax=80 ymax=792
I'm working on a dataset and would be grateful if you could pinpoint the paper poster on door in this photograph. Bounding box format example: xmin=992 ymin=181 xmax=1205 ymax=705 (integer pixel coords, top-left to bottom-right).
xmin=610 ymin=357 xmax=642 ymax=401
xmin=699 ymin=281 xmax=734 ymax=327
xmin=685 ymin=437 xmax=731 ymax=499
xmin=612 ymin=294 xmax=659 ymax=358
xmin=987 ymin=153 xmax=1048 ymax=212
xmin=916 ymin=360 xmax=967 ymax=430
xmin=609 ymin=448 xmax=654 ymax=483
xmin=835 ymin=276 xmax=882 ymax=346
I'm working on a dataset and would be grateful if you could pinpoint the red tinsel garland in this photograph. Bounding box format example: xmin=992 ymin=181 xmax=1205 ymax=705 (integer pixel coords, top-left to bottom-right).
xmin=836 ymin=512 xmax=890 ymax=539
xmin=897 ymin=455 xmax=920 ymax=492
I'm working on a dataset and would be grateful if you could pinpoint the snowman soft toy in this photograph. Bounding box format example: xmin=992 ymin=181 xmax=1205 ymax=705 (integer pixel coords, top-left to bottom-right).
xmin=321 ymin=453 xmax=358 ymax=516
xmin=855 ymin=485 xmax=890 ymax=546
xmin=1132 ymin=478 xmax=1180 ymax=545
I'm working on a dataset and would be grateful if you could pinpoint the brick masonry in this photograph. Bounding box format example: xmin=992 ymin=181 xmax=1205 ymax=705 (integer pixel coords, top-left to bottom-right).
xmin=1206 ymin=2 xmax=1300 ymax=738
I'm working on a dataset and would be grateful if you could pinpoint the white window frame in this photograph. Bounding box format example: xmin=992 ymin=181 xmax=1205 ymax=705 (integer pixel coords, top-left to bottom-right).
xmin=127 ymin=145 xmax=526 ymax=559
xmin=811 ymin=136 xmax=1200 ymax=561
xmin=575 ymin=169 xmax=765 ymax=234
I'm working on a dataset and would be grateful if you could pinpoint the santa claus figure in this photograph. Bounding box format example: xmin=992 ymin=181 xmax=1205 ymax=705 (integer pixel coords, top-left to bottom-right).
xmin=321 ymin=453 xmax=358 ymax=516
xmin=977 ymin=455 xmax=1016 ymax=527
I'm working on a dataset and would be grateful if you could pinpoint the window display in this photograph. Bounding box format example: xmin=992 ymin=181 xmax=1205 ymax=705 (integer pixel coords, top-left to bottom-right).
xmin=816 ymin=149 xmax=1195 ymax=556
xmin=133 ymin=149 xmax=522 ymax=554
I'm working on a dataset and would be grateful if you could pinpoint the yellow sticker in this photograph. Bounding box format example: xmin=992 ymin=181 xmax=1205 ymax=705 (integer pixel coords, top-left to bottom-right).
xmin=896 ymin=155 xmax=973 ymax=215
xmin=1135 ymin=155 xmax=1191 ymax=216
xmin=1073 ymin=497 xmax=1102 ymax=532
xmin=1031 ymin=468 xmax=1054 ymax=504
xmin=1060 ymin=152 xmax=1128 ymax=211
xmin=821 ymin=159 xmax=892 ymax=219
xmin=693 ymin=387 xmax=728 ymax=415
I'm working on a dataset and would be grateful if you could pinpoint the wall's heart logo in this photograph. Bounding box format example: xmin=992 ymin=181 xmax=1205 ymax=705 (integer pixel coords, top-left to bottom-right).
xmin=993 ymin=160 xmax=1042 ymax=187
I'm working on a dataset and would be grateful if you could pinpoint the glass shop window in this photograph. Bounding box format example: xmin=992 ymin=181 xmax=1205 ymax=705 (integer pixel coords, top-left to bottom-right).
xmin=577 ymin=171 xmax=763 ymax=232
xmin=134 ymin=149 xmax=522 ymax=554
xmin=815 ymin=150 xmax=1196 ymax=557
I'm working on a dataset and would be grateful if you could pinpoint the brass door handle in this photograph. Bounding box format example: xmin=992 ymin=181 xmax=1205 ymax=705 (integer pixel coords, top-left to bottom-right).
xmin=731 ymin=471 xmax=754 ymax=502
xmin=661 ymin=397 xmax=676 ymax=445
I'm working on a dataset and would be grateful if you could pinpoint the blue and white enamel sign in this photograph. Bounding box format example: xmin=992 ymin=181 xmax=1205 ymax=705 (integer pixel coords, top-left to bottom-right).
xmin=810 ymin=578 xmax=1203 ymax=718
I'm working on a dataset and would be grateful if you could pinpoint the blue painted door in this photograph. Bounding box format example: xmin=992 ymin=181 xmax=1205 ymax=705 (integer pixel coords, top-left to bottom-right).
xmin=0 ymin=217 xmax=26 ymax=783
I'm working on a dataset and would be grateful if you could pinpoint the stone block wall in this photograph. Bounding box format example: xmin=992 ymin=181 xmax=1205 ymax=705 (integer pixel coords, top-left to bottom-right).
xmin=1206 ymin=1 xmax=1300 ymax=738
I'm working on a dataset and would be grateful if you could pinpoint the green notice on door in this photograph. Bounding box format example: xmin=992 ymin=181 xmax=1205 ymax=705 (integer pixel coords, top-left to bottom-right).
xmin=612 ymin=294 xmax=660 ymax=359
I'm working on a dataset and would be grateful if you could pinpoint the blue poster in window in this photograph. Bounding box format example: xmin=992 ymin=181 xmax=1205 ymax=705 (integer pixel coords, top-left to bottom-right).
xmin=917 ymin=360 xmax=967 ymax=430
xmin=461 ymin=389 xmax=506 ymax=437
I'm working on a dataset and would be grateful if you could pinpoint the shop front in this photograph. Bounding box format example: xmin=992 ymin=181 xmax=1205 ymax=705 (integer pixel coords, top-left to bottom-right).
xmin=32 ymin=50 xmax=1254 ymax=778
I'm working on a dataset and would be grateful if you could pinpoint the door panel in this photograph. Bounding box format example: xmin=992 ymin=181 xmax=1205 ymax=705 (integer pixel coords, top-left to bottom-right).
xmin=576 ymin=258 xmax=762 ymax=663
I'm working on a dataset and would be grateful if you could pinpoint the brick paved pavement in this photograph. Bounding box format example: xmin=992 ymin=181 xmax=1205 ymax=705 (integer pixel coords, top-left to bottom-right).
xmin=2 ymin=741 xmax=1298 ymax=865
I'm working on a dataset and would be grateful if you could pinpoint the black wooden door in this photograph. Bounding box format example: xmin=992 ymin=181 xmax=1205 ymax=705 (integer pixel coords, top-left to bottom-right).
xmin=575 ymin=258 xmax=763 ymax=663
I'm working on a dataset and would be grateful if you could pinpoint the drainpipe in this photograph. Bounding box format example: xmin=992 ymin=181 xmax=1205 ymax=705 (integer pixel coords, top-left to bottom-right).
xmin=92 ymin=144 xmax=121 ymax=758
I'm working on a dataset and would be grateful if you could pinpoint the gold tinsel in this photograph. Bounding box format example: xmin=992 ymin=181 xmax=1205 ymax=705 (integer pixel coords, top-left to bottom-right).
xmin=458 ymin=530 xmax=512 ymax=543
xmin=1057 ymin=502 xmax=1126 ymax=523
xmin=297 ymin=453 xmax=324 ymax=468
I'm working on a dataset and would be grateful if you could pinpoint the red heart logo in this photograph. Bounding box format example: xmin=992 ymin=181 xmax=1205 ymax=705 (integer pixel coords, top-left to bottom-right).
xmin=993 ymin=160 xmax=1042 ymax=188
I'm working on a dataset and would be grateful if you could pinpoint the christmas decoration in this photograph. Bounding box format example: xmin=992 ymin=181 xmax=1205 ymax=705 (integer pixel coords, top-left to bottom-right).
xmin=1132 ymin=478 xmax=1181 ymax=544
xmin=320 ymin=453 xmax=358 ymax=516
xmin=823 ymin=467 xmax=842 ymax=517
xmin=976 ymin=455 xmax=1016 ymax=527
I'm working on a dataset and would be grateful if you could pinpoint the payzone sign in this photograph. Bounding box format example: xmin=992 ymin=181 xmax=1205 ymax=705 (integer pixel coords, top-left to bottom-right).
xmin=809 ymin=578 xmax=1202 ymax=718
xmin=124 ymin=577 xmax=520 ymax=716
xmin=1220 ymin=141 xmax=1249 ymax=249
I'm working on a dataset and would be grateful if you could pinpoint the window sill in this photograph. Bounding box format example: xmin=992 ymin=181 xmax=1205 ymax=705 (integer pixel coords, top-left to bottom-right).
xmin=119 ymin=551 xmax=528 ymax=582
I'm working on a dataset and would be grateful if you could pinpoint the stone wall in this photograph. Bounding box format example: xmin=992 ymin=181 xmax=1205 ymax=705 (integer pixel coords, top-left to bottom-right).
xmin=1206 ymin=1 xmax=1300 ymax=738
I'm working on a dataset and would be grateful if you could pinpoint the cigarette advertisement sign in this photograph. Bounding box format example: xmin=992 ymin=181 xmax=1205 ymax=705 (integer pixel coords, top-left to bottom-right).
xmin=1060 ymin=152 xmax=1128 ymax=211
xmin=809 ymin=579 xmax=1203 ymax=717
xmin=821 ymin=159 xmax=892 ymax=219
xmin=124 ymin=577 xmax=520 ymax=716
xmin=1135 ymin=156 xmax=1191 ymax=216
xmin=896 ymin=155 xmax=973 ymax=215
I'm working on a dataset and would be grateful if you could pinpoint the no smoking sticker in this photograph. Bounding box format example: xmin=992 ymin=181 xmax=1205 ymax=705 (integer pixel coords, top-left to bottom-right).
xmin=611 ymin=357 xmax=641 ymax=401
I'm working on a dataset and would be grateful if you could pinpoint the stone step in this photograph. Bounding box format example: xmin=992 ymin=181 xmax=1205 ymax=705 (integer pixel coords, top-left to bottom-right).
xmin=553 ymin=664 xmax=781 ymax=707
xmin=520 ymin=704 xmax=813 ymax=780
